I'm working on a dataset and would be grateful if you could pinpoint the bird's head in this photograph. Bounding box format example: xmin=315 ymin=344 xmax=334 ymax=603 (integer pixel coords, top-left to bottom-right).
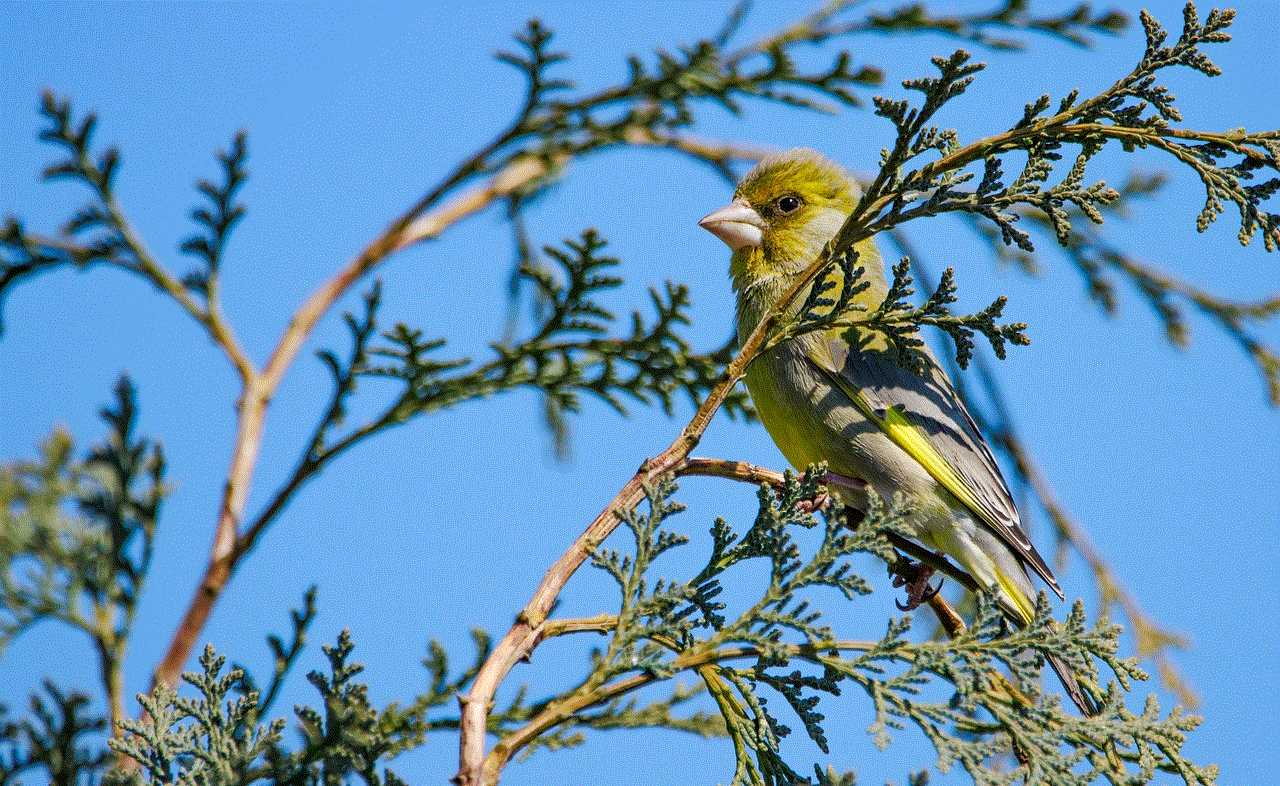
xmin=700 ymin=148 xmax=860 ymax=294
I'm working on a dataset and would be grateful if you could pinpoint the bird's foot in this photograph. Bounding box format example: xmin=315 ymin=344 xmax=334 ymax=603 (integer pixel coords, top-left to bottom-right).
xmin=892 ymin=558 xmax=940 ymax=611
xmin=796 ymin=491 xmax=830 ymax=514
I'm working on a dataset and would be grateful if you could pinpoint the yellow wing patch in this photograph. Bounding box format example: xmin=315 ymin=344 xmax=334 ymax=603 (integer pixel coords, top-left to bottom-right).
xmin=852 ymin=392 xmax=993 ymax=527
xmin=993 ymin=565 xmax=1037 ymax=626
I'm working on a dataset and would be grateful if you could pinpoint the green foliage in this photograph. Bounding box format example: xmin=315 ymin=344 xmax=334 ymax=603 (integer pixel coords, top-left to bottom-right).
xmin=845 ymin=6 xmax=1278 ymax=254
xmin=231 ymin=587 xmax=319 ymax=724
xmin=180 ymin=132 xmax=248 ymax=299
xmin=229 ymin=229 xmax=753 ymax=555
xmin=993 ymin=170 xmax=1280 ymax=402
xmin=0 ymin=378 xmax=162 ymax=641
xmin=0 ymin=378 xmax=163 ymax=737
xmin=103 ymin=471 xmax=1212 ymax=785
xmin=492 ymin=16 xmax=877 ymax=166
xmin=795 ymin=248 xmax=1030 ymax=373
xmin=100 ymin=600 xmax=492 ymax=786
xmin=110 ymin=648 xmax=286 ymax=786
xmin=0 ymin=681 xmax=109 ymax=785
xmin=368 ymin=231 xmax=749 ymax=423
xmin=871 ymin=261 xmax=1031 ymax=371
xmin=767 ymin=3 xmax=1280 ymax=386
xmin=858 ymin=1 xmax=1127 ymax=50
xmin=716 ymin=0 xmax=1128 ymax=68
xmin=527 ymin=472 xmax=1209 ymax=785
xmin=0 ymin=98 xmax=244 ymax=340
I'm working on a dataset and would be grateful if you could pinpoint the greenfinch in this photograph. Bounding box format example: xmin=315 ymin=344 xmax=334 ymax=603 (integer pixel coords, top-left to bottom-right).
xmin=700 ymin=148 xmax=1096 ymax=716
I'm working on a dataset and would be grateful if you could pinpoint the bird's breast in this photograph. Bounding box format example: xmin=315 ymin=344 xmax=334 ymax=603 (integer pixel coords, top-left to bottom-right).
xmin=743 ymin=337 xmax=944 ymax=510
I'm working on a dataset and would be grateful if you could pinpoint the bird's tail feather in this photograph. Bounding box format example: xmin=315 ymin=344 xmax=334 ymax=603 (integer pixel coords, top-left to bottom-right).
xmin=992 ymin=575 xmax=1098 ymax=716
xmin=1047 ymin=652 xmax=1099 ymax=716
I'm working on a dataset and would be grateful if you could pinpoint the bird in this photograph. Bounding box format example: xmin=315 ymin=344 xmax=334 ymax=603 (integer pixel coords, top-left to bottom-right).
xmin=698 ymin=147 xmax=1097 ymax=716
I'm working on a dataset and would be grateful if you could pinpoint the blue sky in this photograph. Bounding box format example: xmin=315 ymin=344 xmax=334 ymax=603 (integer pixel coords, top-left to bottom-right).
xmin=2 ymin=2 xmax=1278 ymax=784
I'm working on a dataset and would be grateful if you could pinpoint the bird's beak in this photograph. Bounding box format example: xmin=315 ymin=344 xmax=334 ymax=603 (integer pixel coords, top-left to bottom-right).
xmin=699 ymin=199 xmax=764 ymax=251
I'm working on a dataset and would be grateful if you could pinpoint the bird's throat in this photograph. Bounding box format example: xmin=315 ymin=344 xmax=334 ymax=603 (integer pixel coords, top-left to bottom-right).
xmin=731 ymin=249 xmax=796 ymax=345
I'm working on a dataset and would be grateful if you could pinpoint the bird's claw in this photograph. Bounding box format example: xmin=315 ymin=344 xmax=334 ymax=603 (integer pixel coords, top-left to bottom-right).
xmin=892 ymin=559 xmax=940 ymax=611
xmin=797 ymin=491 xmax=830 ymax=514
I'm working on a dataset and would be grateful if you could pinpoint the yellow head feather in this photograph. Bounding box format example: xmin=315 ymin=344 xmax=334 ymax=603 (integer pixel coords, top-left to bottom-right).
xmin=731 ymin=148 xmax=860 ymax=276
xmin=699 ymin=148 xmax=881 ymax=334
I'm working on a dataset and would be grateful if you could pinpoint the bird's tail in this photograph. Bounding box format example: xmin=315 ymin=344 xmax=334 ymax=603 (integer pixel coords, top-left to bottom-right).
xmin=992 ymin=569 xmax=1098 ymax=716
xmin=1046 ymin=651 xmax=1099 ymax=716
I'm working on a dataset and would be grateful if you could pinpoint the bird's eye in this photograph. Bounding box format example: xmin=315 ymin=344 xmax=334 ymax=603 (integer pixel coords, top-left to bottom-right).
xmin=775 ymin=195 xmax=802 ymax=215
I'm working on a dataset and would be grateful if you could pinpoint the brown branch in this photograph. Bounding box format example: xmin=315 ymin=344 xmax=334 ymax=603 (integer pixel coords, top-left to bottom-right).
xmin=95 ymin=636 xmax=124 ymax=739
xmin=539 ymin=614 xmax=618 ymax=640
xmin=619 ymin=126 xmax=775 ymax=172
xmin=452 ymin=225 xmax=860 ymax=785
xmin=22 ymin=222 xmax=255 ymax=384
xmin=483 ymin=637 xmax=878 ymax=778
xmin=673 ymin=455 xmax=804 ymax=486
xmin=139 ymin=154 xmax=564 ymax=751
xmin=101 ymin=199 xmax=206 ymax=335
xmin=99 ymin=183 xmax=257 ymax=384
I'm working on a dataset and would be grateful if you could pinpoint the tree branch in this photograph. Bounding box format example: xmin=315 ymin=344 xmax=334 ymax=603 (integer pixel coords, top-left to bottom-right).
xmin=143 ymin=151 xmax=568 ymax=747
xmin=452 ymin=237 xmax=829 ymax=784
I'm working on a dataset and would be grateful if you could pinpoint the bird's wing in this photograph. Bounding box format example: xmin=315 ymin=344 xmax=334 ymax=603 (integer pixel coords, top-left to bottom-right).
xmin=809 ymin=335 xmax=1063 ymax=599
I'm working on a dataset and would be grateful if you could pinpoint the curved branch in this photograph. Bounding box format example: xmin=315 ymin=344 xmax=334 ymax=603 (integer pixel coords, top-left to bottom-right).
xmin=482 ymin=637 xmax=879 ymax=780
xmin=452 ymin=233 xmax=841 ymax=784
xmin=144 ymin=153 xmax=567 ymax=738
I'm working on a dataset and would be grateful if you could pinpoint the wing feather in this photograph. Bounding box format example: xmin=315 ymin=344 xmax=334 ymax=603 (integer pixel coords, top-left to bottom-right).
xmin=812 ymin=336 xmax=1063 ymax=599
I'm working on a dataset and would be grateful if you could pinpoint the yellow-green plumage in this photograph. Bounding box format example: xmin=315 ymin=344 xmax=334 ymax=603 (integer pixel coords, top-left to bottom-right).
xmin=700 ymin=148 xmax=1095 ymax=715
